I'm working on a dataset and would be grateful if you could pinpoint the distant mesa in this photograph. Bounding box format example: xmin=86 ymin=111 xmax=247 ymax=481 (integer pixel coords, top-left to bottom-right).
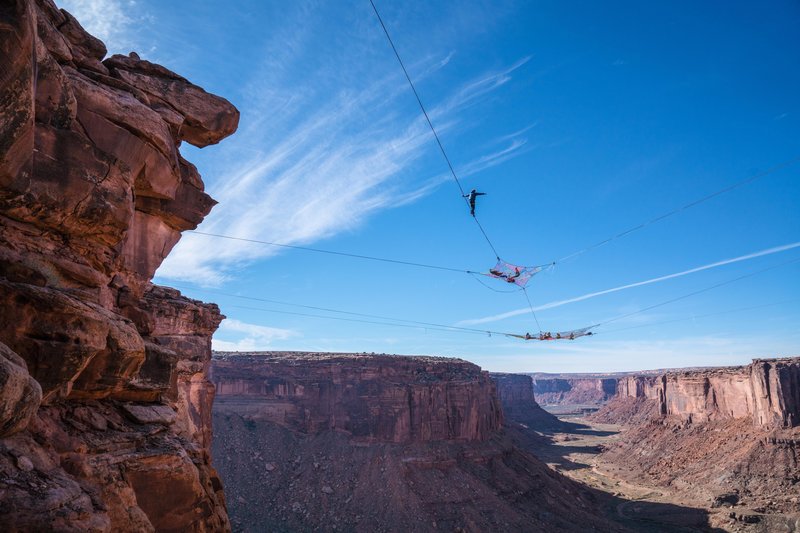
xmin=211 ymin=351 xmax=504 ymax=443
xmin=210 ymin=351 xmax=623 ymax=532
xmin=596 ymin=356 xmax=800 ymax=428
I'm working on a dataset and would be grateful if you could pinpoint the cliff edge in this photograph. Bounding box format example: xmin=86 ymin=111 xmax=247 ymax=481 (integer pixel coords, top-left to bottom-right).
xmin=531 ymin=376 xmax=618 ymax=406
xmin=592 ymin=357 xmax=800 ymax=525
xmin=0 ymin=1 xmax=238 ymax=530
xmin=597 ymin=357 xmax=800 ymax=428
xmin=490 ymin=372 xmax=565 ymax=430
xmin=210 ymin=352 xmax=624 ymax=532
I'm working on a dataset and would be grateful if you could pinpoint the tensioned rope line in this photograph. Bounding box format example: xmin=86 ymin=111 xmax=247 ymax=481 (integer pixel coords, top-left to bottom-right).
xmin=591 ymin=255 xmax=800 ymax=330
xmin=170 ymin=257 xmax=798 ymax=342
xmin=557 ymin=155 xmax=800 ymax=263
xmin=190 ymin=231 xmax=470 ymax=273
xmin=468 ymin=272 xmax=523 ymax=293
xmin=521 ymin=287 xmax=543 ymax=332
xmin=187 ymin=231 xmax=554 ymax=279
xmin=190 ymin=154 xmax=799 ymax=272
xmin=224 ymin=304 xmax=516 ymax=337
xmin=368 ymin=0 xmax=501 ymax=260
xmin=169 ymin=283 xmax=511 ymax=335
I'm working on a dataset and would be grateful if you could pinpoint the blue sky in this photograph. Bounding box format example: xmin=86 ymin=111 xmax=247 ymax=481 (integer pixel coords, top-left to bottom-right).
xmin=61 ymin=0 xmax=799 ymax=373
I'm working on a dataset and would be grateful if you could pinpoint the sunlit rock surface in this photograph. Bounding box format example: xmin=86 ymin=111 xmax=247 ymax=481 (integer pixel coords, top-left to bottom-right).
xmin=531 ymin=375 xmax=618 ymax=406
xmin=607 ymin=357 xmax=800 ymax=427
xmin=210 ymin=352 xmax=624 ymax=532
xmin=593 ymin=357 xmax=800 ymax=528
xmin=212 ymin=352 xmax=504 ymax=443
xmin=0 ymin=0 xmax=238 ymax=530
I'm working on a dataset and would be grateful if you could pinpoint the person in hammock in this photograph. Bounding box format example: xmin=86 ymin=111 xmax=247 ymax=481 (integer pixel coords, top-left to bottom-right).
xmin=490 ymin=266 xmax=522 ymax=283
xmin=506 ymin=267 xmax=522 ymax=282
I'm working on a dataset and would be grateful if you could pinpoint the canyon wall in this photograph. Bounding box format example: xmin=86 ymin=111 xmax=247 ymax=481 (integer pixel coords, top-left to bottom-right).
xmin=531 ymin=376 xmax=618 ymax=405
xmin=493 ymin=372 xmax=536 ymax=406
xmin=210 ymin=353 xmax=622 ymax=532
xmin=0 ymin=0 xmax=238 ymax=530
xmin=491 ymin=372 xmax=563 ymax=429
xmin=211 ymin=352 xmax=503 ymax=443
xmin=609 ymin=357 xmax=800 ymax=427
xmin=598 ymin=359 xmax=800 ymax=524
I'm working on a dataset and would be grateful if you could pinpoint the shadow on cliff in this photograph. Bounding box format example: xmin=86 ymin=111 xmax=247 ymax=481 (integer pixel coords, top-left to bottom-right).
xmin=504 ymin=423 xmax=725 ymax=532
xmin=554 ymin=419 xmax=618 ymax=437
xmin=602 ymin=496 xmax=726 ymax=533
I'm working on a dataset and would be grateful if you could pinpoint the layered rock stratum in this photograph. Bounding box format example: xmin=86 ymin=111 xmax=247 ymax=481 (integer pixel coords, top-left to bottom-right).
xmin=603 ymin=357 xmax=800 ymax=427
xmin=0 ymin=1 xmax=238 ymax=530
xmin=491 ymin=372 xmax=564 ymax=430
xmin=593 ymin=357 xmax=800 ymax=529
xmin=213 ymin=352 xmax=504 ymax=443
xmin=531 ymin=375 xmax=618 ymax=406
xmin=210 ymin=352 xmax=624 ymax=532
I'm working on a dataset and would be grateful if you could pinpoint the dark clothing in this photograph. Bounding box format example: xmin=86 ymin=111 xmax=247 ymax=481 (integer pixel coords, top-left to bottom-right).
xmin=464 ymin=190 xmax=486 ymax=216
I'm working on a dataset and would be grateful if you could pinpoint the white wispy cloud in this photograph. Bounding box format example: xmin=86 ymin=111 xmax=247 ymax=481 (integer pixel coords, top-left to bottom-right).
xmin=459 ymin=241 xmax=800 ymax=326
xmin=58 ymin=0 xmax=146 ymax=55
xmin=158 ymin=42 xmax=532 ymax=285
xmin=211 ymin=319 xmax=297 ymax=352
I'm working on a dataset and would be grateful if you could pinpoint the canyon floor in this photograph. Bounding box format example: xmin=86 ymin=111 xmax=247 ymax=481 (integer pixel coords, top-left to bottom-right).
xmin=211 ymin=354 xmax=627 ymax=532
xmin=515 ymin=407 xmax=788 ymax=533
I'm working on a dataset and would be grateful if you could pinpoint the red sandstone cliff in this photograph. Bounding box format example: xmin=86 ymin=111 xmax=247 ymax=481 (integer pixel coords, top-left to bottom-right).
xmin=0 ymin=1 xmax=238 ymax=530
xmin=593 ymin=358 xmax=800 ymax=525
xmin=603 ymin=357 xmax=800 ymax=428
xmin=210 ymin=352 xmax=624 ymax=532
xmin=531 ymin=376 xmax=618 ymax=406
xmin=491 ymin=372 xmax=564 ymax=429
xmin=212 ymin=352 xmax=503 ymax=443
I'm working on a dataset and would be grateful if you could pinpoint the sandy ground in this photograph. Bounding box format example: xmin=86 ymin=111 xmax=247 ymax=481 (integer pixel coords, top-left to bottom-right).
xmin=514 ymin=409 xmax=797 ymax=532
xmin=513 ymin=413 xmax=708 ymax=531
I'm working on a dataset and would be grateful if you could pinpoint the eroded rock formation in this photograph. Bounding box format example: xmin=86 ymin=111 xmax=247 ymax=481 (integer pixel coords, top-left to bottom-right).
xmin=593 ymin=358 xmax=800 ymax=526
xmin=210 ymin=352 xmax=623 ymax=532
xmin=531 ymin=375 xmax=618 ymax=406
xmin=491 ymin=372 xmax=563 ymax=429
xmin=212 ymin=352 xmax=503 ymax=443
xmin=0 ymin=1 xmax=238 ymax=530
xmin=607 ymin=357 xmax=800 ymax=427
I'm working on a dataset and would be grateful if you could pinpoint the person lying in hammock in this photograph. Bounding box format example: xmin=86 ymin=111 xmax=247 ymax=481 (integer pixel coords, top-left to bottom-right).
xmin=489 ymin=266 xmax=522 ymax=283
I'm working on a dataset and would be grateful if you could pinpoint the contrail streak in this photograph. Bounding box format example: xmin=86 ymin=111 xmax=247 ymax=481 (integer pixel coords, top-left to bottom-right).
xmin=459 ymin=241 xmax=800 ymax=325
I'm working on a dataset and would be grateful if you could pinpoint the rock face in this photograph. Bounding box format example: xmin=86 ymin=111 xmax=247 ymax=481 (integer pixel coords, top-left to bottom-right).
xmin=211 ymin=352 xmax=623 ymax=532
xmin=212 ymin=352 xmax=503 ymax=443
xmin=531 ymin=376 xmax=618 ymax=405
xmin=609 ymin=357 xmax=800 ymax=428
xmin=491 ymin=372 xmax=563 ymax=429
xmin=594 ymin=358 xmax=800 ymax=525
xmin=0 ymin=1 xmax=238 ymax=530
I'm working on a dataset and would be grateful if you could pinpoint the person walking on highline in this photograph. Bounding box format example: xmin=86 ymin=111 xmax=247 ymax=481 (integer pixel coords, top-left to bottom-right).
xmin=464 ymin=189 xmax=486 ymax=216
